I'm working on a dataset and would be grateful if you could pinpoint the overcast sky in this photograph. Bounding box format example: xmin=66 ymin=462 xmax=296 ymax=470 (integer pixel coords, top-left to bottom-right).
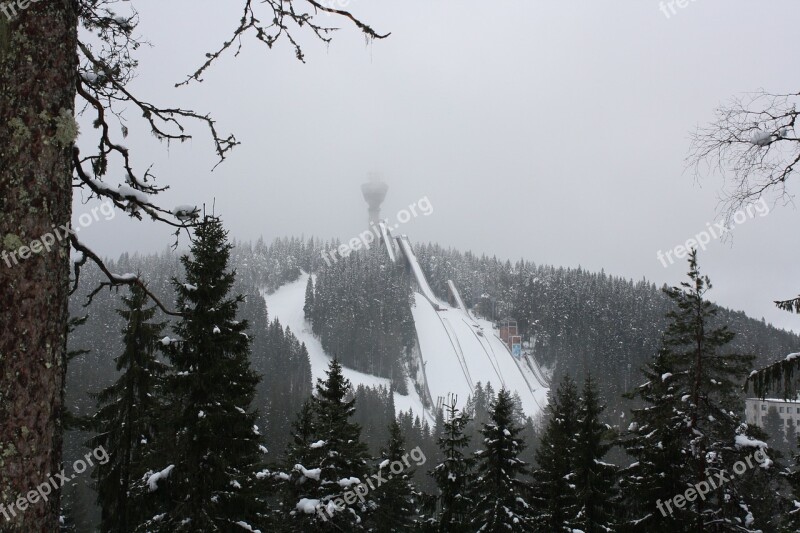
xmin=74 ymin=0 xmax=800 ymax=333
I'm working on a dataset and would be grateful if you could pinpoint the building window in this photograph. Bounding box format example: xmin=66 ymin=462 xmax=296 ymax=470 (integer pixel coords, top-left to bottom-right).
xmin=789 ymin=418 xmax=794 ymax=426
xmin=780 ymin=407 xmax=785 ymax=413
xmin=796 ymin=407 xmax=799 ymax=414
xmin=762 ymin=405 xmax=767 ymax=411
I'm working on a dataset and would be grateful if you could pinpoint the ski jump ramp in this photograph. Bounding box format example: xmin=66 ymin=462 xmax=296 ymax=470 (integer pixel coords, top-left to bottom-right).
xmin=390 ymin=234 xmax=549 ymax=417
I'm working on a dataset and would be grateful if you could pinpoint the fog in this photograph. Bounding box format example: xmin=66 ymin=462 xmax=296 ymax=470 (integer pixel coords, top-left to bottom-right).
xmin=73 ymin=0 xmax=800 ymax=331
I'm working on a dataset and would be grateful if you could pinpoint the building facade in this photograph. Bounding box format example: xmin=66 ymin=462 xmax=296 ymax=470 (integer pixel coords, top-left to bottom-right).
xmin=745 ymin=397 xmax=800 ymax=428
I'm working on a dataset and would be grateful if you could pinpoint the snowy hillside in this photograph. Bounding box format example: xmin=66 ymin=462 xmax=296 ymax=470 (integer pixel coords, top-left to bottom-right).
xmin=263 ymin=274 xmax=433 ymax=422
xmin=264 ymin=268 xmax=548 ymax=421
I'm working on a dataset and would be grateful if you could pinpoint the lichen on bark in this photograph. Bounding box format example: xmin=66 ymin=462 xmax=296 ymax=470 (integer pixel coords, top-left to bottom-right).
xmin=0 ymin=3 xmax=79 ymax=532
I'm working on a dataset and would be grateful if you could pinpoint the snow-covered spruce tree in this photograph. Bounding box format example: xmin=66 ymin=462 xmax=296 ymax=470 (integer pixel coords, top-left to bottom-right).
xmin=284 ymin=400 xmax=317 ymax=472
xmin=370 ymin=420 xmax=419 ymax=532
xmin=88 ymin=284 xmax=167 ymax=533
xmin=284 ymin=359 xmax=372 ymax=531
xmin=265 ymin=398 xmax=315 ymax=526
xmin=136 ymin=215 xmax=266 ymax=532
xmin=621 ymin=250 xmax=776 ymax=532
xmin=430 ymin=396 xmax=475 ymax=533
xmin=531 ymin=375 xmax=579 ymax=532
xmin=618 ymin=345 xmax=695 ymax=533
xmin=470 ymin=388 xmax=533 ymax=532
xmin=572 ymin=376 xmax=618 ymax=533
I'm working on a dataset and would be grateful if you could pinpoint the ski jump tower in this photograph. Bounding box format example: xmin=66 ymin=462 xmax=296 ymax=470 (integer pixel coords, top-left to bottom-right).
xmin=361 ymin=174 xmax=388 ymax=226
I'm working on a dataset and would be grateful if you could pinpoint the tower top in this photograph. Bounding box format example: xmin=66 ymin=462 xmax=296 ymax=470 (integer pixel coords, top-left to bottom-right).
xmin=361 ymin=174 xmax=388 ymax=225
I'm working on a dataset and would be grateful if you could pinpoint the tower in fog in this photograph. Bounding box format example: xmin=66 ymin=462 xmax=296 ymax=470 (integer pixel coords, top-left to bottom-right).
xmin=361 ymin=174 xmax=388 ymax=225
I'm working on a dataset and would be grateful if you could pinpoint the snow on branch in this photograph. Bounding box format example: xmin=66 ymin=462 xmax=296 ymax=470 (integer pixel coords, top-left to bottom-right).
xmin=69 ymin=236 xmax=184 ymax=317
xmin=689 ymin=89 xmax=800 ymax=220
xmin=744 ymin=351 xmax=800 ymax=401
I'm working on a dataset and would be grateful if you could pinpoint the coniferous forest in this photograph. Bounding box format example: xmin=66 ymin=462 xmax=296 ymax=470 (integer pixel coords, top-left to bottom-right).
xmin=58 ymin=223 xmax=800 ymax=532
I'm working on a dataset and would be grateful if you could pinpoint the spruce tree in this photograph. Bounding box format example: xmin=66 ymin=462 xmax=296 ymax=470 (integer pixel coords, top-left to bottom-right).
xmin=284 ymin=400 xmax=317 ymax=471
xmin=572 ymin=376 xmax=617 ymax=533
xmin=430 ymin=396 xmax=474 ymax=533
xmin=621 ymin=250 xmax=775 ymax=532
xmin=284 ymin=359 xmax=372 ymax=531
xmin=88 ymin=284 xmax=166 ymax=533
xmin=304 ymin=275 xmax=315 ymax=321
xmin=371 ymin=420 xmax=418 ymax=532
xmin=763 ymin=406 xmax=787 ymax=457
xmin=471 ymin=388 xmax=533 ymax=531
xmin=279 ymin=399 xmax=317 ymax=522
xmin=137 ymin=215 xmax=266 ymax=532
xmin=786 ymin=421 xmax=798 ymax=458
xmin=531 ymin=375 xmax=580 ymax=532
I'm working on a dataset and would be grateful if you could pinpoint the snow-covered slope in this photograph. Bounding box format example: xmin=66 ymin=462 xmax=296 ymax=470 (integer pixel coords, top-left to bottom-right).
xmin=262 ymin=274 xmax=432 ymax=422
xmin=394 ymin=234 xmax=549 ymax=418
xmin=264 ymin=251 xmax=548 ymax=422
xmin=410 ymin=293 xmax=548 ymax=417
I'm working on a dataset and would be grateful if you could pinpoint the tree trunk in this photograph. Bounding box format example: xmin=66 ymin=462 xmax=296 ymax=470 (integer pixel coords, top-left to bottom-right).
xmin=0 ymin=2 xmax=78 ymax=531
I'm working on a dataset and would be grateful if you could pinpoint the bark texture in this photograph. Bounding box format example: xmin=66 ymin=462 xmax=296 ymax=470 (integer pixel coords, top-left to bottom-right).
xmin=0 ymin=2 xmax=78 ymax=531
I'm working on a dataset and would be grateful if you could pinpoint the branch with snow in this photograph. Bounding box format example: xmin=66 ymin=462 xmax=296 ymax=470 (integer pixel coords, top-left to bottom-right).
xmin=689 ymin=89 xmax=800 ymax=220
xmin=69 ymin=236 xmax=184 ymax=316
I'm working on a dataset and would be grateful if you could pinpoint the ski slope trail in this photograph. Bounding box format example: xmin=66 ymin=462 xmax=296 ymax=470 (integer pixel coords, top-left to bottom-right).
xmin=262 ymin=274 xmax=432 ymax=422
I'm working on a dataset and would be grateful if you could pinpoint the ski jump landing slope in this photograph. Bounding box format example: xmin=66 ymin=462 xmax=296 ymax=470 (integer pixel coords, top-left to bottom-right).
xmin=394 ymin=235 xmax=549 ymax=418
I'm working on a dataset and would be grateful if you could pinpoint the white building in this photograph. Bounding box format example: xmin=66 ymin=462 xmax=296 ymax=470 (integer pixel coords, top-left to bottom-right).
xmin=745 ymin=397 xmax=800 ymax=428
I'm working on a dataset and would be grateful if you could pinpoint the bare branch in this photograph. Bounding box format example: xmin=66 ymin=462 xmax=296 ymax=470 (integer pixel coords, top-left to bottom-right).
xmin=688 ymin=89 xmax=800 ymax=222
xmin=68 ymin=0 xmax=385 ymax=311
xmin=70 ymin=235 xmax=184 ymax=317
xmin=177 ymin=0 xmax=389 ymax=87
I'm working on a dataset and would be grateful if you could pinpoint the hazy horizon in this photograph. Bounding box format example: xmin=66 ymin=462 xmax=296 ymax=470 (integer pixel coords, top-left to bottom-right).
xmin=72 ymin=0 xmax=800 ymax=334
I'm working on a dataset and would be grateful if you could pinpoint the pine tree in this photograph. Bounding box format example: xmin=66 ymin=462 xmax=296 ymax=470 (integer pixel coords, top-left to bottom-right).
xmin=137 ymin=215 xmax=266 ymax=532
xmin=371 ymin=420 xmax=418 ymax=532
xmin=284 ymin=359 xmax=372 ymax=531
xmin=430 ymin=396 xmax=474 ymax=533
xmin=304 ymin=275 xmax=315 ymax=321
xmin=572 ymin=376 xmax=617 ymax=533
xmin=88 ymin=284 xmax=166 ymax=533
xmin=471 ymin=388 xmax=533 ymax=531
xmin=621 ymin=250 xmax=775 ymax=532
xmin=531 ymin=375 xmax=580 ymax=532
